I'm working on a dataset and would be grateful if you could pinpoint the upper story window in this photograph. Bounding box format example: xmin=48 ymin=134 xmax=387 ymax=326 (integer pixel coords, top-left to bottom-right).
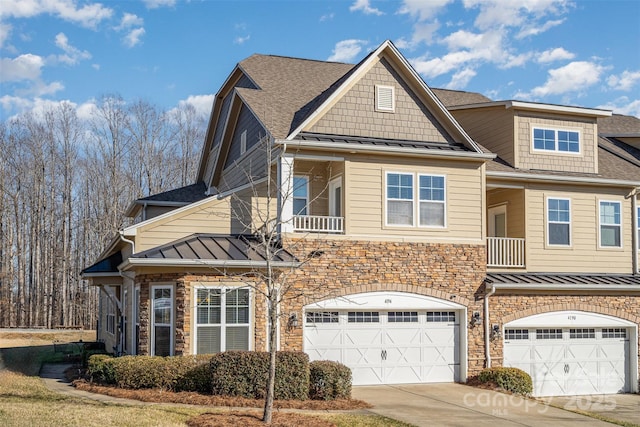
xmin=637 ymin=207 xmax=640 ymax=249
xmin=599 ymin=201 xmax=621 ymax=247
xmin=419 ymin=174 xmax=446 ymax=227
xmin=386 ymin=172 xmax=446 ymax=227
xmin=240 ymin=130 xmax=247 ymax=155
xmin=293 ymin=176 xmax=309 ymax=215
xmin=547 ymin=197 xmax=570 ymax=246
xmin=386 ymin=172 xmax=414 ymax=226
xmin=533 ymin=127 xmax=580 ymax=153
xmin=375 ymin=85 xmax=395 ymax=112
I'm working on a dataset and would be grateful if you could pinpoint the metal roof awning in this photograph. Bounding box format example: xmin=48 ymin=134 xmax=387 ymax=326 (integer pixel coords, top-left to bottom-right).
xmin=486 ymin=272 xmax=640 ymax=291
xmin=82 ymin=252 xmax=123 ymax=277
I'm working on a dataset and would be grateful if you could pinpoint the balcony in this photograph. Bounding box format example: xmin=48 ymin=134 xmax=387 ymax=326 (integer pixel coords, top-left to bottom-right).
xmin=487 ymin=237 xmax=525 ymax=268
xmin=293 ymin=215 xmax=344 ymax=233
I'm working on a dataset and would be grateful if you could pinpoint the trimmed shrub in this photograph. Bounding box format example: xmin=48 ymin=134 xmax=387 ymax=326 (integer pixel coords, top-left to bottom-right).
xmin=87 ymin=354 xmax=116 ymax=384
xmin=477 ymin=367 xmax=533 ymax=395
xmin=112 ymin=356 xmax=167 ymax=390
xmin=210 ymin=351 xmax=310 ymax=400
xmin=309 ymin=360 xmax=352 ymax=400
xmin=174 ymin=355 xmax=213 ymax=393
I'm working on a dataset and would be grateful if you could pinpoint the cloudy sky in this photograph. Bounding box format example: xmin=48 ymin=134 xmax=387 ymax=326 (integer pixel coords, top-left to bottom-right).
xmin=1 ymin=0 xmax=639 ymax=121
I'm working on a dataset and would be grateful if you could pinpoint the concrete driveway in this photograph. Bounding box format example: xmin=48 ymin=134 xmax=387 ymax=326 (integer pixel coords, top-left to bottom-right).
xmin=352 ymin=383 xmax=614 ymax=426
xmin=541 ymin=394 xmax=640 ymax=426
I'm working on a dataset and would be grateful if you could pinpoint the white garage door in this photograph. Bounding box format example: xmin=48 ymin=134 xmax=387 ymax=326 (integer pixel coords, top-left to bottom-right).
xmin=305 ymin=310 xmax=460 ymax=385
xmin=504 ymin=327 xmax=630 ymax=396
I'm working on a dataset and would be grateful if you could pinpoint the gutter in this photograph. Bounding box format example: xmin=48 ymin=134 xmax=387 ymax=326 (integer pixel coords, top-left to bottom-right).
xmin=487 ymin=170 xmax=640 ymax=187
xmin=484 ymin=283 xmax=496 ymax=368
xmin=490 ymin=283 xmax=640 ymax=291
xmin=120 ymin=258 xmax=301 ymax=271
xmin=119 ymin=230 xmax=135 ymax=254
xmin=275 ymin=139 xmax=496 ymax=161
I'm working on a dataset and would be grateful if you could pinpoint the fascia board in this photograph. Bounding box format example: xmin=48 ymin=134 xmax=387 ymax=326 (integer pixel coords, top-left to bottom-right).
xmin=493 ymin=283 xmax=640 ymax=292
xmin=277 ymin=139 xmax=495 ymax=161
xmin=487 ymin=170 xmax=640 ymax=187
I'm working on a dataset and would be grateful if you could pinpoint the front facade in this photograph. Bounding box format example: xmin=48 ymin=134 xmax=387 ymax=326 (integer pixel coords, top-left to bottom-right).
xmin=84 ymin=41 xmax=640 ymax=397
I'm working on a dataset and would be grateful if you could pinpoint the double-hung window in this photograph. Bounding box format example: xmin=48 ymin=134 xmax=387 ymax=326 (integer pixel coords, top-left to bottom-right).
xmin=533 ymin=128 xmax=580 ymax=153
xmin=293 ymin=176 xmax=309 ymax=215
xmin=547 ymin=198 xmax=570 ymax=246
xmin=419 ymin=174 xmax=446 ymax=227
xmin=106 ymin=297 xmax=116 ymax=335
xmin=386 ymin=172 xmax=414 ymax=225
xmin=637 ymin=207 xmax=640 ymax=249
xmin=600 ymin=201 xmax=621 ymax=247
xmin=195 ymin=287 xmax=250 ymax=354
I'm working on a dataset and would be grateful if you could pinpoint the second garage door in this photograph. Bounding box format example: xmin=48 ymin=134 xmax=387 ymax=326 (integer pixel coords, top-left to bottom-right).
xmin=304 ymin=309 xmax=460 ymax=385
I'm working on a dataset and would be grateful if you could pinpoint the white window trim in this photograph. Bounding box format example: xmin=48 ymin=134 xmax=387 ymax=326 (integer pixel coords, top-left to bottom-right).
xmin=293 ymin=175 xmax=310 ymax=216
xmin=531 ymin=126 xmax=582 ymax=155
xmin=418 ymin=173 xmax=447 ymax=228
xmin=375 ymin=84 xmax=395 ymax=112
xmin=150 ymin=284 xmax=174 ymax=356
xmin=385 ymin=171 xmax=415 ymax=227
xmin=598 ymin=200 xmax=623 ymax=249
xmin=192 ymin=284 xmax=252 ymax=355
xmin=240 ymin=130 xmax=247 ymax=155
xmin=636 ymin=206 xmax=640 ymax=250
xmin=133 ymin=285 xmax=140 ymax=355
xmin=328 ymin=176 xmax=343 ymax=218
xmin=106 ymin=297 xmax=116 ymax=336
xmin=546 ymin=197 xmax=572 ymax=247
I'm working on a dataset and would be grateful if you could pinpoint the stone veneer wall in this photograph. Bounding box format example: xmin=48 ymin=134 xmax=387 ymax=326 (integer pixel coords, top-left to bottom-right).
xmin=279 ymin=238 xmax=488 ymax=375
xmin=488 ymin=294 xmax=640 ymax=377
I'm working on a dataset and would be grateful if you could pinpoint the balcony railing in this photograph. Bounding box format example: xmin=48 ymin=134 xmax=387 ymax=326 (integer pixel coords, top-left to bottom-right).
xmin=487 ymin=237 xmax=525 ymax=268
xmin=293 ymin=215 xmax=344 ymax=233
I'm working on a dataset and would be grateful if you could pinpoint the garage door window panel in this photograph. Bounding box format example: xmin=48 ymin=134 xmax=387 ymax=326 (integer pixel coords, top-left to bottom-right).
xmin=536 ymin=329 xmax=563 ymax=339
xmin=570 ymin=328 xmax=595 ymax=339
xmin=348 ymin=312 xmax=380 ymax=323
xmin=426 ymin=311 xmax=455 ymax=322
xmin=602 ymin=328 xmax=626 ymax=339
xmin=388 ymin=312 xmax=418 ymax=323
xmin=505 ymin=329 xmax=529 ymax=340
xmin=306 ymin=311 xmax=339 ymax=324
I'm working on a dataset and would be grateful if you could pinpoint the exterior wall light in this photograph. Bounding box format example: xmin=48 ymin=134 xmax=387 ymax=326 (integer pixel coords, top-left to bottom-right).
xmin=287 ymin=312 xmax=299 ymax=330
xmin=470 ymin=311 xmax=482 ymax=327
xmin=491 ymin=324 xmax=502 ymax=340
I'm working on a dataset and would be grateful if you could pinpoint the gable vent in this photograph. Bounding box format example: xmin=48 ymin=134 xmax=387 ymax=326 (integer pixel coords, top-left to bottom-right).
xmin=375 ymin=85 xmax=395 ymax=112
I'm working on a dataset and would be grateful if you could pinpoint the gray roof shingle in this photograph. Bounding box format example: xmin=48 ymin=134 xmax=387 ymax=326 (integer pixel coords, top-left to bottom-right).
xmin=137 ymin=182 xmax=208 ymax=203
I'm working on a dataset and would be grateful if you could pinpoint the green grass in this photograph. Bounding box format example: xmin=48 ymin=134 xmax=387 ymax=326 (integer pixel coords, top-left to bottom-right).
xmin=324 ymin=413 xmax=414 ymax=426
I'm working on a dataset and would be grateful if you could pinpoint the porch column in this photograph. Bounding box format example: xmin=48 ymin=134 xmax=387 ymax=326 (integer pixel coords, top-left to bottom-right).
xmin=278 ymin=154 xmax=294 ymax=233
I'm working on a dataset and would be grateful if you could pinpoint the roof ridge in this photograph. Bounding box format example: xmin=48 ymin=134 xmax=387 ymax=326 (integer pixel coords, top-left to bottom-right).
xmin=244 ymin=53 xmax=353 ymax=65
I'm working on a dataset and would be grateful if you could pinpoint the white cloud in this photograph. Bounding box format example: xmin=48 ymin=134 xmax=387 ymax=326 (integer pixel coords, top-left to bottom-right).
xmin=0 ymin=0 xmax=113 ymax=30
xmin=28 ymin=80 xmax=64 ymax=96
xmin=397 ymin=0 xmax=452 ymax=21
xmin=607 ymin=70 xmax=640 ymax=91
xmin=123 ymin=28 xmax=145 ymax=48
xmin=92 ymin=63 xmax=100 ymax=70
xmin=0 ymin=53 xmax=44 ymax=81
xmin=516 ymin=18 xmax=564 ymax=39
xmin=176 ymin=94 xmax=215 ymax=118
xmin=115 ymin=13 xmax=143 ymax=31
xmin=234 ymin=35 xmax=250 ymax=45
xmin=349 ymin=0 xmax=384 ymax=16
xmin=54 ymin=32 xmax=91 ymax=65
xmin=527 ymin=61 xmax=605 ymax=97
xmin=327 ymin=39 xmax=367 ymax=63
xmin=0 ymin=23 xmax=11 ymax=49
xmin=537 ymin=47 xmax=574 ymax=63
xmin=142 ymin=0 xmax=176 ymax=9
xmin=598 ymin=96 xmax=640 ymax=118
xmin=319 ymin=13 xmax=335 ymax=22
xmin=463 ymin=0 xmax=569 ymax=31
xmin=445 ymin=68 xmax=477 ymax=89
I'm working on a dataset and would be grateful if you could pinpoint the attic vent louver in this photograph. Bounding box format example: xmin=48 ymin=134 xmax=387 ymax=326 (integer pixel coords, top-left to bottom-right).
xmin=375 ymin=85 xmax=395 ymax=112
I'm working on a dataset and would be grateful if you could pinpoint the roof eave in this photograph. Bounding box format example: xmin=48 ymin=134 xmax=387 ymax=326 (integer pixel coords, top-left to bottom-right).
xmin=491 ymin=283 xmax=640 ymax=292
xmin=120 ymin=258 xmax=301 ymax=270
xmin=449 ymin=101 xmax=612 ymax=118
xmin=276 ymin=139 xmax=495 ymax=161
xmin=487 ymin=170 xmax=640 ymax=187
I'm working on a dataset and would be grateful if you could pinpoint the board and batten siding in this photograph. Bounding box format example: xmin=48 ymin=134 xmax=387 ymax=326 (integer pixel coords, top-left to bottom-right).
xmin=344 ymin=155 xmax=484 ymax=241
xmin=309 ymin=58 xmax=454 ymax=143
xmin=450 ymin=107 xmax=515 ymax=167
xmin=134 ymin=198 xmax=231 ymax=252
xmin=516 ymin=113 xmax=598 ymax=174
xmin=524 ymin=185 xmax=633 ymax=273
xmin=223 ymin=104 xmax=267 ymax=170
xmin=218 ymin=142 xmax=269 ymax=193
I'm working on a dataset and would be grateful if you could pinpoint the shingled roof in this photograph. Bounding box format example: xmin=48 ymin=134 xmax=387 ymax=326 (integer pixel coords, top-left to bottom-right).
xmin=137 ymin=182 xmax=208 ymax=203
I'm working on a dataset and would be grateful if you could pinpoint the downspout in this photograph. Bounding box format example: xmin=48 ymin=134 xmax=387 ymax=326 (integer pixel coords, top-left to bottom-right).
xmin=632 ymin=189 xmax=639 ymax=275
xmin=117 ymin=231 xmax=136 ymax=355
xmin=119 ymin=230 xmax=135 ymax=254
xmin=484 ymin=283 xmax=496 ymax=368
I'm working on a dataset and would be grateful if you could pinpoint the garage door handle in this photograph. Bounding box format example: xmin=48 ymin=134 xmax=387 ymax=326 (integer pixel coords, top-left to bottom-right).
xmin=564 ymin=364 xmax=569 ymax=374
xmin=381 ymin=350 xmax=387 ymax=360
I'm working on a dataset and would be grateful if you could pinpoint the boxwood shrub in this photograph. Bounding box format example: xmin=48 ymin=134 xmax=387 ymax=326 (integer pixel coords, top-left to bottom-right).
xmin=477 ymin=367 xmax=533 ymax=395
xmin=210 ymin=351 xmax=310 ymax=400
xmin=87 ymin=354 xmax=116 ymax=384
xmin=309 ymin=360 xmax=352 ymax=400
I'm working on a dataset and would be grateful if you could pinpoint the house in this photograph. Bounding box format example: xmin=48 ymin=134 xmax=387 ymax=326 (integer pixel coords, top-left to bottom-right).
xmin=83 ymin=40 xmax=640 ymax=397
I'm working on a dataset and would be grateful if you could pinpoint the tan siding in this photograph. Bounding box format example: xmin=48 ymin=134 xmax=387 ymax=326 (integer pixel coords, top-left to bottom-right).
xmin=516 ymin=112 xmax=598 ymax=173
xmin=309 ymin=58 xmax=454 ymax=143
xmin=487 ymin=188 xmax=525 ymax=238
xmin=451 ymin=107 xmax=515 ymax=166
xmin=344 ymin=155 xmax=483 ymax=241
xmin=135 ymin=198 xmax=231 ymax=252
xmin=524 ymin=185 xmax=633 ymax=273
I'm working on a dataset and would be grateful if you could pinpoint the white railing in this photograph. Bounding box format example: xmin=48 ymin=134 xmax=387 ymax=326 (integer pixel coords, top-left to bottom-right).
xmin=487 ymin=237 xmax=526 ymax=268
xmin=293 ymin=215 xmax=344 ymax=233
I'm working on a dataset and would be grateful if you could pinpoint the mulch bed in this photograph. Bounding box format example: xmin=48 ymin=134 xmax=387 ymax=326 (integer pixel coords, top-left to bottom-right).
xmin=72 ymin=380 xmax=371 ymax=411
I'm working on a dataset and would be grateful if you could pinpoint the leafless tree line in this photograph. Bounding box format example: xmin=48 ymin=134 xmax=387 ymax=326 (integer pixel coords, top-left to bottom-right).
xmin=0 ymin=95 xmax=206 ymax=329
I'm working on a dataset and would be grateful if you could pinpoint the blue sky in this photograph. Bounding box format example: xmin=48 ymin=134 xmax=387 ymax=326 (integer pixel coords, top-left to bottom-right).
xmin=1 ymin=0 xmax=639 ymax=121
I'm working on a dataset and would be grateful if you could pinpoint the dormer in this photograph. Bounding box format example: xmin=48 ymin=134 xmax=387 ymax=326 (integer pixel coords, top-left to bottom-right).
xmin=448 ymin=101 xmax=612 ymax=174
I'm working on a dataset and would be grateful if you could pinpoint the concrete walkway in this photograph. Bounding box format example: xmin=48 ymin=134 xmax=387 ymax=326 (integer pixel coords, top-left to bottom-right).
xmin=541 ymin=394 xmax=640 ymax=426
xmin=352 ymin=384 xmax=616 ymax=427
